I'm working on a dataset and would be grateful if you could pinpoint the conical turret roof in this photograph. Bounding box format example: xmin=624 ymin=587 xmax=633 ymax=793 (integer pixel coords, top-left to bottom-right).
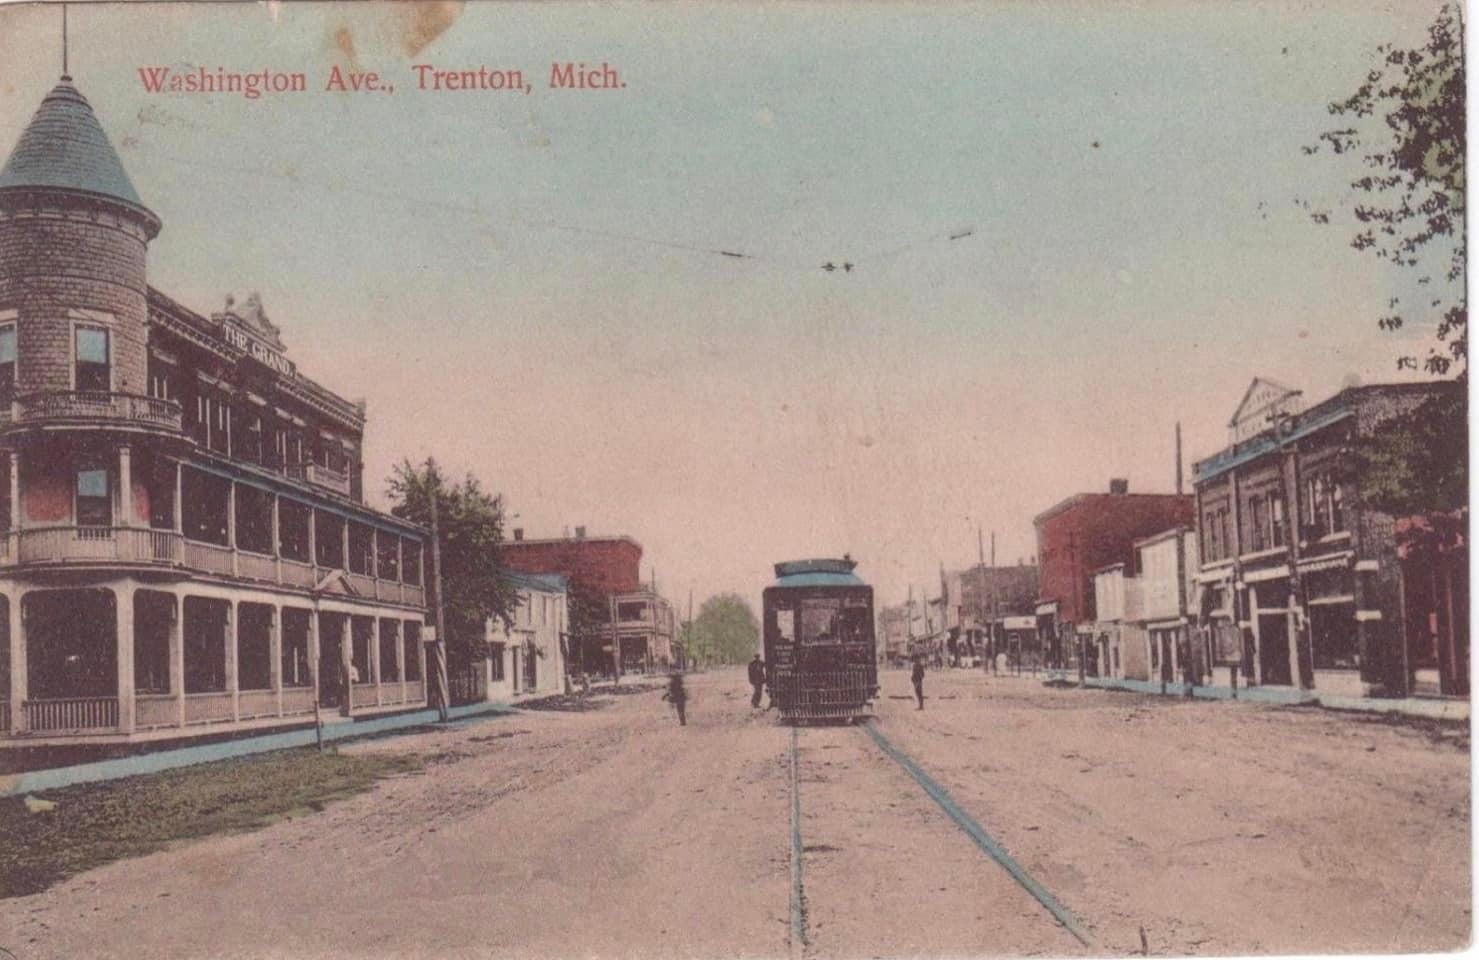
xmin=0 ymin=76 xmax=159 ymax=235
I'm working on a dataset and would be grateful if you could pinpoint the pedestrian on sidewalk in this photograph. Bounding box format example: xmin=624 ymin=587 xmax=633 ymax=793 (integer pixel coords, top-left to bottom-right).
xmin=748 ymin=654 xmax=767 ymax=708
xmin=911 ymin=655 xmax=926 ymax=710
xmin=662 ymin=671 xmax=688 ymax=726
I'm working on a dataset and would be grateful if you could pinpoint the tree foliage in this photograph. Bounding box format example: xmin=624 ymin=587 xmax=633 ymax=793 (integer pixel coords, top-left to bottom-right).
xmin=689 ymin=593 xmax=760 ymax=666
xmin=386 ymin=459 xmax=515 ymax=666
xmin=1309 ymin=3 xmax=1466 ymax=375
xmin=1344 ymin=385 xmax=1467 ymax=517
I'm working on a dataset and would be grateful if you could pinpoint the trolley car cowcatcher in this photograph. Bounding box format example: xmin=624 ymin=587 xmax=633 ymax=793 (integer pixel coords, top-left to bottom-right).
xmin=762 ymin=557 xmax=878 ymax=722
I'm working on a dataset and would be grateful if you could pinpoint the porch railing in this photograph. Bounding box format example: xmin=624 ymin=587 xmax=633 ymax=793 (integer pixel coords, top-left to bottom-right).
xmin=25 ymin=696 xmax=119 ymax=731
xmin=404 ymin=680 xmax=425 ymax=703
xmin=285 ymin=462 xmax=351 ymax=496
xmin=183 ymin=692 xmax=234 ymax=724
xmin=280 ymin=558 xmax=316 ymax=588
xmin=237 ymin=689 xmax=278 ymax=719
xmin=237 ymin=550 xmax=278 ymax=582
xmin=347 ymin=572 xmax=377 ymax=597
xmin=13 ymin=527 xmax=183 ymax=565
xmin=281 ymin=687 xmax=316 ymax=716
xmin=184 ymin=540 xmax=235 ymax=576
xmin=135 ymin=694 xmax=179 ymax=729
xmin=0 ymin=700 xmax=8 ymax=732
xmin=350 ymin=683 xmax=380 ymax=708
xmin=11 ymin=391 xmax=183 ymax=431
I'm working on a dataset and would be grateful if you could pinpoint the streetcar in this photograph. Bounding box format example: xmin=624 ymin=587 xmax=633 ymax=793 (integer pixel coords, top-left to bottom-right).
xmin=762 ymin=556 xmax=878 ymax=723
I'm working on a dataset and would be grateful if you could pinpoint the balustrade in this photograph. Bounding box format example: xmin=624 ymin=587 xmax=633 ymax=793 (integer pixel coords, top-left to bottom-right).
xmin=25 ymin=697 xmax=119 ymax=731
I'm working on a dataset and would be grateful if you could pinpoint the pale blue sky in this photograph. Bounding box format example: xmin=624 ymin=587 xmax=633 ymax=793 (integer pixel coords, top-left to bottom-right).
xmin=0 ymin=1 xmax=1454 ymax=611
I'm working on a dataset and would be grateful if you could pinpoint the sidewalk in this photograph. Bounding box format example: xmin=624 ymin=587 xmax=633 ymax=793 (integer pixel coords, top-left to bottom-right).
xmin=1049 ymin=672 xmax=1470 ymax=722
xmin=0 ymin=699 xmax=521 ymax=799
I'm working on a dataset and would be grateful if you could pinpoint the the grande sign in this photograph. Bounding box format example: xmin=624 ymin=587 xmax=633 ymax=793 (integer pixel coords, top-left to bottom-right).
xmin=222 ymin=320 xmax=296 ymax=379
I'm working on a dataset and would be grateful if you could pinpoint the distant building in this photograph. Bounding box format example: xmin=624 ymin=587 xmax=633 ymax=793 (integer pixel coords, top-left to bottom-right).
xmin=1192 ymin=377 xmax=1465 ymax=698
xmin=485 ymin=573 xmax=567 ymax=700
xmin=941 ymin=562 xmax=1039 ymax=664
xmin=1033 ymin=480 xmax=1193 ymax=670
xmin=500 ymin=529 xmax=673 ymax=675
xmin=1090 ymin=527 xmax=1198 ymax=682
xmin=877 ymin=604 xmax=910 ymax=664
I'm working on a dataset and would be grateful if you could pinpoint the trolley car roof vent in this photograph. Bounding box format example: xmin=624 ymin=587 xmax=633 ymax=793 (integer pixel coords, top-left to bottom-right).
xmin=772 ymin=557 xmax=863 ymax=587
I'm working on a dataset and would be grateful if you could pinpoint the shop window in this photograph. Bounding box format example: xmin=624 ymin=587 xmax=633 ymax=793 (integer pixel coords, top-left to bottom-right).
xmin=278 ymin=498 xmax=311 ymax=562
xmin=75 ymin=326 xmax=110 ymax=392
xmin=0 ymin=324 xmax=15 ymax=404
xmin=234 ymin=484 xmax=274 ymax=555
xmin=1310 ymin=604 xmax=1359 ymax=670
xmin=76 ymin=466 xmax=111 ymax=527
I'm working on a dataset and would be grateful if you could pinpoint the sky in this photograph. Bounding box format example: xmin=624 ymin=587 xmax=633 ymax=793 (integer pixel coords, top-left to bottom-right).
xmin=0 ymin=0 xmax=1458 ymax=614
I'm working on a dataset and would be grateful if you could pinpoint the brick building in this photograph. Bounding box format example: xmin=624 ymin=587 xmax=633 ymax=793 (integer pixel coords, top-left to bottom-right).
xmin=500 ymin=529 xmax=674 ymax=675
xmin=941 ymin=562 xmax=1039 ymax=663
xmin=1192 ymin=377 xmax=1465 ymax=698
xmin=0 ymin=76 xmax=430 ymax=747
xmin=1033 ymin=481 xmax=1193 ymax=669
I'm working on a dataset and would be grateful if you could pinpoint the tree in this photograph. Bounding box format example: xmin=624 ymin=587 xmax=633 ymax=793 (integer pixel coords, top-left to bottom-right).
xmin=690 ymin=593 xmax=760 ymax=665
xmin=1308 ymin=5 xmax=1467 ymax=518
xmin=387 ymin=459 xmax=516 ymax=670
xmin=1309 ymin=4 xmax=1466 ymax=375
xmin=564 ymin=579 xmax=610 ymax=675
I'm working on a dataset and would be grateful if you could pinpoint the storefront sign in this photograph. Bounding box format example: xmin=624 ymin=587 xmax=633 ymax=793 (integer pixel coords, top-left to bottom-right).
xmin=223 ymin=320 xmax=297 ymax=379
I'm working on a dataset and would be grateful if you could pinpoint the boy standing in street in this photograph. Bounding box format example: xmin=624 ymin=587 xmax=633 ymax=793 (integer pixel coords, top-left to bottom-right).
xmin=663 ymin=672 xmax=688 ymax=726
xmin=911 ymin=655 xmax=926 ymax=710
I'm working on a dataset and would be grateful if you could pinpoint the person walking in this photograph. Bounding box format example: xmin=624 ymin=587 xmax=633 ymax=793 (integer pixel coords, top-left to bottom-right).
xmin=662 ymin=671 xmax=688 ymax=726
xmin=748 ymin=654 xmax=767 ymax=708
xmin=911 ymin=655 xmax=926 ymax=710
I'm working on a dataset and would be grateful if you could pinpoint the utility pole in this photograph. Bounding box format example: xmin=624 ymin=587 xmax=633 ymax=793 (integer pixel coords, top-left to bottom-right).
xmin=686 ymin=587 xmax=694 ymax=670
xmin=1176 ymin=422 xmax=1193 ymax=695
xmin=978 ymin=526 xmax=988 ymax=672
xmin=427 ymin=458 xmax=449 ymax=722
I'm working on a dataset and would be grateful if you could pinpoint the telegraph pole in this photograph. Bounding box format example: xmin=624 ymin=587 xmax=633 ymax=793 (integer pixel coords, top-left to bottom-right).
xmin=427 ymin=458 xmax=449 ymax=722
xmin=977 ymin=526 xmax=988 ymax=672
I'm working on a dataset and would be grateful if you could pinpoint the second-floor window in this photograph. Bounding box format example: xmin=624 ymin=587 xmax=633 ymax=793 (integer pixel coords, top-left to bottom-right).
xmin=76 ymin=466 xmax=111 ymax=527
xmin=0 ymin=324 xmax=15 ymax=404
xmin=75 ymin=326 xmax=110 ymax=393
xmin=1304 ymin=475 xmax=1347 ymax=538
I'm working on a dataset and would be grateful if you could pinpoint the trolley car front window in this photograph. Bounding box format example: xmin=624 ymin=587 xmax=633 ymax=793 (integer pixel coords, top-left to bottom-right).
xmin=800 ymin=599 xmax=842 ymax=645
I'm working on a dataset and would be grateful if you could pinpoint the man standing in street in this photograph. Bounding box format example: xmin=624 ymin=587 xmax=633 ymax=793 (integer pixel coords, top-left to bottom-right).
xmin=748 ymin=654 xmax=767 ymax=708
xmin=911 ymin=655 xmax=926 ymax=710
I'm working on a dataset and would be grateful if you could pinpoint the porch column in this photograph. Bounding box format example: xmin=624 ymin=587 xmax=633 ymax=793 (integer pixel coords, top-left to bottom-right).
xmin=9 ymin=590 xmax=25 ymax=733
xmin=227 ymin=483 xmax=238 ymax=577
xmin=341 ymin=520 xmax=350 ymax=573
xmin=270 ymin=604 xmax=283 ymax=717
xmin=392 ymin=619 xmax=405 ymax=704
xmin=307 ymin=508 xmax=317 ymax=576
xmin=271 ymin=495 xmax=282 ymax=585
xmin=225 ymin=600 xmax=238 ymax=721
xmin=116 ymin=582 xmax=136 ymax=734
xmin=118 ymin=444 xmax=133 ymax=528
xmin=171 ymin=590 xmax=185 ymax=727
xmin=340 ymin=614 xmax=352 ymax=716
xmin=307 ymin=607 xmax=321 ymax=705
xmin=173 ymin=460 xmax=183 ymax=534
xmin=371 ymin=618 xmax=383 ymax=707
xmin=9 ymin=449 xmax=19 ymax=532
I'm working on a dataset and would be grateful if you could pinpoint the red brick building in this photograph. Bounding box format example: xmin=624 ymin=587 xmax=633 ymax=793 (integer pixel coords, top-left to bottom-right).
xmin=501 ymin=531 xmax=675 ymax=675
xmin=1033 ymin=481 xmax=1192 ymax=668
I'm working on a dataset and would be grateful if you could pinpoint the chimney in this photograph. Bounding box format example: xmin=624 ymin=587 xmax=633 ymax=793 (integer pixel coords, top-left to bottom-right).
xmin=575 ymin=525 xmax=587 ymax=539
xmin=1109 ymin=478 xmax=1129 ymax=495
xmin=512 ymin=528 xmax=524 ymax=541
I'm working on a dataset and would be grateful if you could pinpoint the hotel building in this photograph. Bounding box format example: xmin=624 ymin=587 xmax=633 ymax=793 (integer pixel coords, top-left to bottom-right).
xmin=0 ymin=75 xmax=430 ymax=746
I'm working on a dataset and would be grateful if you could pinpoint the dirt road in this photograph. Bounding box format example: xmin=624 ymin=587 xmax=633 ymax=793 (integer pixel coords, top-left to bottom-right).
xmin=0 ymin=668 xmax=1468 ymax=958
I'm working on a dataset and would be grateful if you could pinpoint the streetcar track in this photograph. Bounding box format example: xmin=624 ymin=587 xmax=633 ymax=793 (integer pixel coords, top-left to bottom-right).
xmin=861 ymin=720 xmax=1094 ymax=947
xmin=787 ymin=725 xmax=809 ymax=959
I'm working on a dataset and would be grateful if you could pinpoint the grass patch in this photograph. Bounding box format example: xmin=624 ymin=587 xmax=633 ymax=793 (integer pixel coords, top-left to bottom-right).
xmin=0 ymin=747 xmax=423 ymax=899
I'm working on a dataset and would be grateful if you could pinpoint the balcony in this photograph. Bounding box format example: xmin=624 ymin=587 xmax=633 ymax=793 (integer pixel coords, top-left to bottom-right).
xmin=3 ymin=391 xmax=183 ymax=433
xmin=9 ymin=526 xmax=183 ymax=566
xmin=285 ymin=461 xmax=351 ymax=496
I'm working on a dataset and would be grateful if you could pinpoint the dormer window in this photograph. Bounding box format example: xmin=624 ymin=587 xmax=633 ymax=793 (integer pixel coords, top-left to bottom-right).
xmin=75 ymin=326 xmax=110 ymax=392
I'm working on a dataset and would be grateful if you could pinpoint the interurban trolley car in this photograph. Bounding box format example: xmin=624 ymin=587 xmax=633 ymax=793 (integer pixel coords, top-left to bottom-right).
xmin=762 ymin=557 xmax=879 ymax=723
